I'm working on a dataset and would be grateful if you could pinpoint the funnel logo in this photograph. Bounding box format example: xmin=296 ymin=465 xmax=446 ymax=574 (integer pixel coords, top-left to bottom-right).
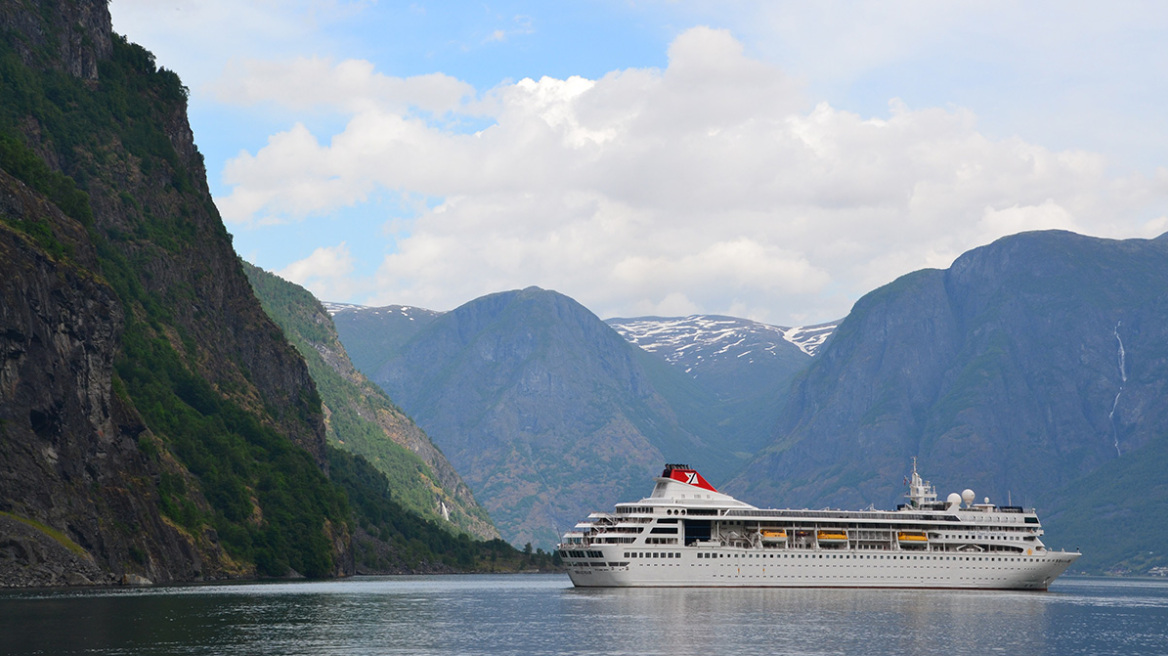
xmin=667 ymin=467 xmax=717 ymax=492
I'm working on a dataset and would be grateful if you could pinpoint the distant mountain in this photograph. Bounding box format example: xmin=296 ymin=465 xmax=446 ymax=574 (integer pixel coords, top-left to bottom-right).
xmin=778 ymin=323 xmax=838 ymax=356
xmin=608 ymin=315 xmax=830 ymax=454
xmin=330 ymin=304 xmax=442 ymax=376
xmin=243 ymin=263 xmax=497 ymax=540
xmin=339 ymin=287 xmax=736 ymax=548
xmin=606 ymin=315 xmax=826 ymax=373
xmin=727 ymin=230 xmax=1168 ymax=573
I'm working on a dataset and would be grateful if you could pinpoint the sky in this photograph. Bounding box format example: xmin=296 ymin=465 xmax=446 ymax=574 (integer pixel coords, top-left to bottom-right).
xmin=109 ymin=1 xmax=1168 ymax=326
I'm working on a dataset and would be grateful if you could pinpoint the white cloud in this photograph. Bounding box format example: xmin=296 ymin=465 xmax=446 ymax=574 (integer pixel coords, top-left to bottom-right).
xmin=215 ymin=26 xmax=1166 ymax=324
xmin=276 ymin=242 xmax=358 ymax=301
xmin=110 ymin=0 xmax=355 ymax=89
xmin=213 ymin=57 xmax=475 ymax=115
xmin=976 ymin=199 xmax=1078 ymax=239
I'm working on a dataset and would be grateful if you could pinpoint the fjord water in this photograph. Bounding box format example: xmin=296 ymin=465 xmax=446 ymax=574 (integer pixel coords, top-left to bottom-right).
xmin=2 ymin=575 xmax=1166 ymax=655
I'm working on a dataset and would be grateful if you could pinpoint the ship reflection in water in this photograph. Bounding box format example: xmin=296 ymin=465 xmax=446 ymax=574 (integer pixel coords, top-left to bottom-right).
xmin=2 ymin=575 xmax=1168 ymax=655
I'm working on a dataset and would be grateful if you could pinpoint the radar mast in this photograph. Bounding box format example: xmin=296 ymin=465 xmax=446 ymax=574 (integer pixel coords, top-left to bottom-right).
xmin=905 ymin=457 xmax=937 ymax=509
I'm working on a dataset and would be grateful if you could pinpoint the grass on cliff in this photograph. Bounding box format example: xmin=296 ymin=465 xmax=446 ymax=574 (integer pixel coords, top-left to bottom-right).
xmin=0 ymin=511 xmax=89 ymax=559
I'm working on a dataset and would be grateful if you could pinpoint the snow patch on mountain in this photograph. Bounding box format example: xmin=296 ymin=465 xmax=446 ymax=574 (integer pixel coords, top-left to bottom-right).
xmin=780 ymin=323 xmax=838 ymax=356
xmin=321 ymin=301 xmax=366 ymax=316
xmin=606 ymin=315 xmax=838 ymax=372
xmin=322 ymin=302 xmax=442 ymax=321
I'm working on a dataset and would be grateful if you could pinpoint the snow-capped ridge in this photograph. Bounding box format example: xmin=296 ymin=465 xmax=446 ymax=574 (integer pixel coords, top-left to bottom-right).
xmin=607 ymin=315 xmax=837 ymax=367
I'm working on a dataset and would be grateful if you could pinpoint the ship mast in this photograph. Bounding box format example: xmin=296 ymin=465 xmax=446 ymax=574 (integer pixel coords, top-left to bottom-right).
xmin=905 ymin=457 xmax=937 ymax=509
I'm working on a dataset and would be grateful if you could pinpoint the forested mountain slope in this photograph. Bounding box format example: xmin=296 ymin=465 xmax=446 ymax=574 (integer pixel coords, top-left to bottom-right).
xmin=243 ymin=262 xmax=497 ymax=540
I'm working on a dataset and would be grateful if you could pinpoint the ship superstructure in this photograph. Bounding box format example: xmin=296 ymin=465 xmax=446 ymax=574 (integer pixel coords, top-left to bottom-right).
xmin=558 ymin=462 xmax=1079 ymax=589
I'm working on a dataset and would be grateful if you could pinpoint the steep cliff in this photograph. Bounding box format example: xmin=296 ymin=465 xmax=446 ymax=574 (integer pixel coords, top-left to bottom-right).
xmin=1 ymin=168 xmax=218 ymax=585
xmin=1 ymin=0 xmax=351 ymax=584
xmin=243 ymin=262 xmax=498 ymax=540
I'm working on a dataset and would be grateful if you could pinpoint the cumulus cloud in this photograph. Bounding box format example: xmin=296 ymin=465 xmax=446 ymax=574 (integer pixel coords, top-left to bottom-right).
xmin=214 ymin=26 xmax=1166 ymax=324
xmin=213 ymin=57 xmax=475 ymax=115
xmin=277 ymin=243 xmax=358 ymax=301
xmin=109 ymin=0 xmax=364 ymax=90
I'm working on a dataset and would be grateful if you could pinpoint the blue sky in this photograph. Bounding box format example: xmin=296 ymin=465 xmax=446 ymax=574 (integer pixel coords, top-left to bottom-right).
xmin=111 ymin=1 xmax=1168 ymax=325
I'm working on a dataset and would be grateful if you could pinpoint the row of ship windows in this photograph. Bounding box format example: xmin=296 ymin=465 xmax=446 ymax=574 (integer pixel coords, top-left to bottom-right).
xmin=561 ymin=550 xmax=604 ymax=559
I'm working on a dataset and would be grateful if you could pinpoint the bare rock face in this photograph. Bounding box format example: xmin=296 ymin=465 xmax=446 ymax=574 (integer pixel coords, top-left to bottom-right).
xmin=0 ymin=515 xmax=106 ymax=587
xmin=0 ymin=0 xmax=111 ymax=79
xmin=1 ymin=170 xmax=219 ymax=585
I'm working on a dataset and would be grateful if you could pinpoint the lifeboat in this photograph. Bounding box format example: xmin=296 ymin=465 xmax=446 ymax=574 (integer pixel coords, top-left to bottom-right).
xmin=817 ymin=530 xmax=848 ymax=543
xmin=898 ymin=531 xmax=928 ymax=543
xmin=760 ymin=530 xmax=787 ymax=542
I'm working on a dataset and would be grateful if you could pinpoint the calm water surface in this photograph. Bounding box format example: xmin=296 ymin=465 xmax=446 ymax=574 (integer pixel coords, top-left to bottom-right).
xmin=2 ymin=575 xmax=1167 ymax=655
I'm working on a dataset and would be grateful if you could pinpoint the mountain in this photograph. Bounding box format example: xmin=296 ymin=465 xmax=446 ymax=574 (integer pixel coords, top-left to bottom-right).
xmin=0 ymin=0 xmax=350 ymax=583
xmin=329 ymin=303 xmax=442 ymax=376
xmin=0 ymin=0 xmax=541 ymax=586
xmin=605 ymin=315 xmax=821 ymax=376
xmin=727 ymin=230 xmax=1168 ymax=573
xmin=607 ymin=315 xmax=832 ymax=454
xmin=242 ymin=263 xmax=497 ymax=540
xmin=343 ymin=287 xmax=735 ymax=548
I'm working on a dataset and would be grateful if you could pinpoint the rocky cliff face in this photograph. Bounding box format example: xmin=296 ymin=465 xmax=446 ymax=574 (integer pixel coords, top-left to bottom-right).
xmin=0 ymin=0 xmax=111 ymax=80
xmin=1 ymin=0 xmax=349 ymax=584
xmin=1 ymin=169 xmax=220 ymax=585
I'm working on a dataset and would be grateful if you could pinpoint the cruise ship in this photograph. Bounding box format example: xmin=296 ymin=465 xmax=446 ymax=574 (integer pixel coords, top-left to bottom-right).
xmin=558 ymin=462 xmax=1079 ymax=589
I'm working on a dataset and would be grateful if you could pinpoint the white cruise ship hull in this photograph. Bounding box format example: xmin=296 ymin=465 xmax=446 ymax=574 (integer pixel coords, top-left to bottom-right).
xmin=566 ymin=547 xmax=1077 ymax=589
xmin=559 ymin=464 xmax=1081 ymax=591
